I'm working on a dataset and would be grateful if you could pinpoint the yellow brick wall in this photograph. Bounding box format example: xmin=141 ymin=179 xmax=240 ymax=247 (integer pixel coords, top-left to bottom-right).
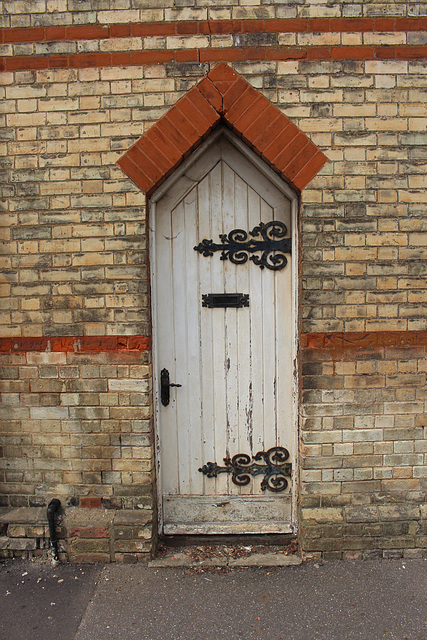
xmin=0 ymin=0 xmax=426 ymax=560
xmin=301 ymin=342 xmax=427 ymax=560
xmin=0 ymin=0 xmax=425 ymax=28
xmin=1 ymin=59 xmax=426 ymax=337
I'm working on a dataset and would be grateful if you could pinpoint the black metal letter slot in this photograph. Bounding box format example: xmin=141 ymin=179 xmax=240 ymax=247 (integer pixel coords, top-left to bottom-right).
xmin=202 ymin=293 xmax=249 ymax=308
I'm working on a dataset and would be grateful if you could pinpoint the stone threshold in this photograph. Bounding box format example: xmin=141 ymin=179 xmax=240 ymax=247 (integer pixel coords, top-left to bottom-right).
xmin=149 ymin=552 xmax=302 ymax=568
xmin=149 ymin=536 xmax=301 ymax=568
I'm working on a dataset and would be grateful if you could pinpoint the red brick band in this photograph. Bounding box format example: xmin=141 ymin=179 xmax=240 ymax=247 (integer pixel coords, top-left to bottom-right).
xmin=1 ymin=45 xmax=426 ymax=73
xmin=0 ymin=336 xmax=150 ymax=353
xmin=1 ymin=17 xmax=427 ymax=45
xmin=301 ymin=331 xmax=427 ymax=352
xmin=1 ymin=332 xmax=426 ymax=354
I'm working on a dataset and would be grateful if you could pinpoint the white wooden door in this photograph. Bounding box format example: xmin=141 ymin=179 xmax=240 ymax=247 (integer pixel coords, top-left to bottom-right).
xmin=151 ymin=131 xmax=296 ymax=534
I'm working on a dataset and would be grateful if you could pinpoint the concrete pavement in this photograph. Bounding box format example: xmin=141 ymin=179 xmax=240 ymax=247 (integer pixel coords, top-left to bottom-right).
xmin=1 ymin=558 xmax=426 ymax=640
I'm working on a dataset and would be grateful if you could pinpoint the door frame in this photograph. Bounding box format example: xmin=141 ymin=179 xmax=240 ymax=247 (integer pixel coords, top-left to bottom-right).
xmin=149 ymin=126 xmax=300 ymax=536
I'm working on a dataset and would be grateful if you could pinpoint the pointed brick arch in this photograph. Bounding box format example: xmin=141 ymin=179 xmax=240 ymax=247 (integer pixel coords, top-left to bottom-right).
xmin=118 ymin=63 xmax=328 ymax=195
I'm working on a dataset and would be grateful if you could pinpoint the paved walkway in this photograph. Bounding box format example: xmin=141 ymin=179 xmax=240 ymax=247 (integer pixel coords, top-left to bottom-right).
xmin=1 ymin=558 xmax=426 ymax=640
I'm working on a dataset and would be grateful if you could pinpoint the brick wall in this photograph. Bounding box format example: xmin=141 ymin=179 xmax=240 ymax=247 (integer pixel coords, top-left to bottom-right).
xmin=0 ymin=345 xmax=152 ymax=507
xmin=301 ymin=333 xmax=427 ymax=559
xmin=1 ymin=0 xmax=426 ymax=561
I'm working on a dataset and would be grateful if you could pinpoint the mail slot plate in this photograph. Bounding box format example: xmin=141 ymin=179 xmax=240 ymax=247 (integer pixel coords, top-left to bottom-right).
xmin=202 ymin=293 xmax=249 ymax=308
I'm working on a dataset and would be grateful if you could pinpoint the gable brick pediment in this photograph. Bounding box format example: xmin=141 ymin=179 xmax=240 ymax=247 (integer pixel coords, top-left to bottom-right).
xmin=118 ymin=63 xmax=328 ymax=195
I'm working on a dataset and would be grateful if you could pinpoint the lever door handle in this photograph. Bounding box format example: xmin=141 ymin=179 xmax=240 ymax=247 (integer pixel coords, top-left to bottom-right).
xmin=161 ymin=368 xmax=182 ymax=406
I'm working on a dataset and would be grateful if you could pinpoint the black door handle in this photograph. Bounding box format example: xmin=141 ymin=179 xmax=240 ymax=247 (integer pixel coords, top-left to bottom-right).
xmin=161 ymin=368 xmax=182 ymax=406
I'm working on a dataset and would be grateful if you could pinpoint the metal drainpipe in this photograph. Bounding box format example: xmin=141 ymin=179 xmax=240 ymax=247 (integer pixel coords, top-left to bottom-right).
xmin=47 ymin=499 xmax=61 ymax=566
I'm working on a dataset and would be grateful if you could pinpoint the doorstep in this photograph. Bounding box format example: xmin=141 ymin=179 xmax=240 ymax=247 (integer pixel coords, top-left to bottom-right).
xmin=149 ymin=541 xmax=301 ymax=568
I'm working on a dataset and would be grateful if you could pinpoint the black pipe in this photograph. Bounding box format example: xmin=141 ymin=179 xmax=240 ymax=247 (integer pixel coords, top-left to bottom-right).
xmin=47 ymin=499 xmax=61 ymax=565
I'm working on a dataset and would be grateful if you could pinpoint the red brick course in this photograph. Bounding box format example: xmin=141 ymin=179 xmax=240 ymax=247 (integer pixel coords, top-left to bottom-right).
xmin=301 ymin=331 xmax=427 ymax=352
xmin=2 ymin=45 xmax=426 ymax=74
xmin=2 ymin=332 xmax=426 ymax=355
xmin=0 ymin=336 xmax=151 ymax=353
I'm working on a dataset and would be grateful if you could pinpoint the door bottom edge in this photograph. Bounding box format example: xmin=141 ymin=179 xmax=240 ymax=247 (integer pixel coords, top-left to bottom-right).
xmin=163 ymin=524 xmax=294 ymax=535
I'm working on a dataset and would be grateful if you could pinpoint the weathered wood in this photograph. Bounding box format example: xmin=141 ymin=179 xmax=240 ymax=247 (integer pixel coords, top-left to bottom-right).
xmin=163 ymin=495 xmax=292 ymax=535
xmin=152 ymin=131 xmax=296 ymax=534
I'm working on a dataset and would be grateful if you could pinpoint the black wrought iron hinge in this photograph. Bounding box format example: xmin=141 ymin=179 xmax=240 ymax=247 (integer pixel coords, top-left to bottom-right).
xmin=199 ymin=446 xmax=292 ymax=493
xmin=194 ymin=221 xmax=291 ymax=271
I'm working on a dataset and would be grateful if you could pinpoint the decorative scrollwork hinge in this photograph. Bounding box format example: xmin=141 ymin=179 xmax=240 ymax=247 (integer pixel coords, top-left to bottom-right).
xmin=199 ymin=446 xmax=292 ymax=493
xmin=194 ymin=221 xmax=291 ymax=271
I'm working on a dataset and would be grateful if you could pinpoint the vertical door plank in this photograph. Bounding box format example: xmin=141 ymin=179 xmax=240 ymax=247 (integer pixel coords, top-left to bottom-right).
xmin=156 ymin=199 xmax=179 ymax=496
xmin=222 ymin=162 xmax=239 ymax=494
xmin=233 ymin=174 xmax=252 ymax=495
xmin=170 ymin=199 xmax=192 ymax=494
xmin=260 ymin=199 xmax=277 ymax=451
xmin=182 ymin=189 xmax=204 ymax=493
xmin=197 ymin=170 xmax=217 ymax=496
xmin=209 ymin=162 xmax=229 ymax=495
xmin=247 ymin=187 xmax=264 ymax=463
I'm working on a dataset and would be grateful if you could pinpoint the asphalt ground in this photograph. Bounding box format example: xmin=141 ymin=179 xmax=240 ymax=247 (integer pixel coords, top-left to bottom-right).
xmin=1 ymin=558 xmax=426 ymax=640
xmin=0 ymin=560 xmax=101 ymax=640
